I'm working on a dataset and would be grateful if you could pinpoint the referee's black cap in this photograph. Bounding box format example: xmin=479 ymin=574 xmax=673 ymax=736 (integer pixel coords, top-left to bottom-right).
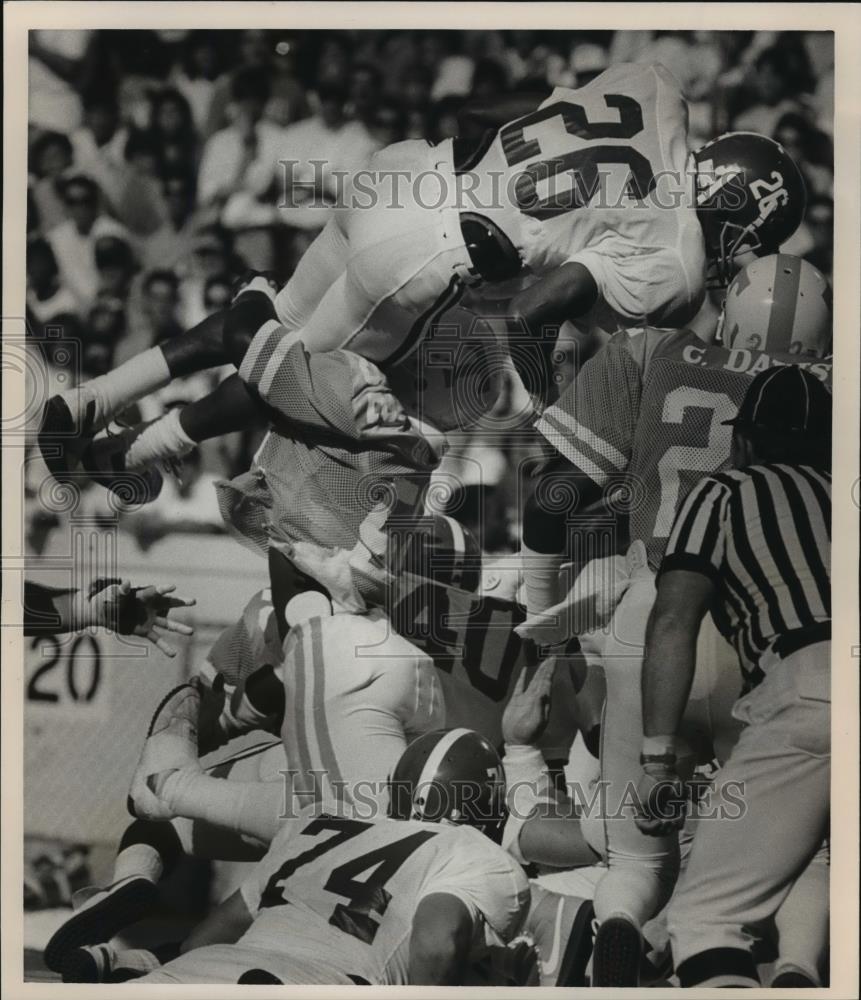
xmin=723 ymin=365 xmax=831 ymax=437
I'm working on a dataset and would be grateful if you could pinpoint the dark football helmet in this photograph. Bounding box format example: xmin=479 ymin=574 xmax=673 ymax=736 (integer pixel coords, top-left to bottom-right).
xmin=388 ymin=728 xmax=507 ymax=841
xmin=693 ymin=132 xmax=806 ymax=284
xmin=395 ymin=514 xmax=482 ymax=592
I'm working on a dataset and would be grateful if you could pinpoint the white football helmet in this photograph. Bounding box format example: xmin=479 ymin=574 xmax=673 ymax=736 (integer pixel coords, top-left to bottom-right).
xmin=719 ymin=253 xmax=832 ymax=358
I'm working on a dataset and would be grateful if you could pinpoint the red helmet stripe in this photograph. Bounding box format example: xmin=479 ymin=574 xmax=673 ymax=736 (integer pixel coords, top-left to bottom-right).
xmin=765 ymin=254 xmax=801 ymax=354
xmin=412 ymin=728 xmax=473 ymax=818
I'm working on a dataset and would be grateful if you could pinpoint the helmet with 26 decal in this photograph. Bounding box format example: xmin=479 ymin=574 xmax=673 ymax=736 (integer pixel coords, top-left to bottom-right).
xmin=719 ymin=253 xmax=832 ymax=358
xmin=388 ymin=728 xmax=508 ymax=841
xmin=693 ymin=132 xmax=807 ymax=284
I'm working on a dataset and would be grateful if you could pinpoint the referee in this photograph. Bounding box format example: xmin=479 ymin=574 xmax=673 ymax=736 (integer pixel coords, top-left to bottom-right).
xmin=634 ymin=365 xmax=831 ymax=988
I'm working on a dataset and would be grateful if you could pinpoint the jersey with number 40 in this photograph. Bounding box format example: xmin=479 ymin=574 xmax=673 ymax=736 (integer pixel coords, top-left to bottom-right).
xmin=467 ymin=62 xmax=705 ymax=328
xmin=239 ymin=810 xmax=529 ymax=986
xmin=537 ymin=327 xmax=832 ymax=570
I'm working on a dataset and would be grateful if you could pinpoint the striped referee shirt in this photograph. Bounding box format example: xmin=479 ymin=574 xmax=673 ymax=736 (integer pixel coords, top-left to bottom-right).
xmin=659 ymin=463 xmax=830 ymax=687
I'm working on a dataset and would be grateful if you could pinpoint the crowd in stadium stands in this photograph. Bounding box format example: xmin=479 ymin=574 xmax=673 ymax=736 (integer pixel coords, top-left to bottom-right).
xmin=25 ymin=28 xmax=834 ymax=556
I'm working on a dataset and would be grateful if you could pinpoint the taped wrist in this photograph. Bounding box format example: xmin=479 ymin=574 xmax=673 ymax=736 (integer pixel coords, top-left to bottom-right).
xmin=502 ymin=744 xmax=551 ymax=864
xmin=224 ymin=290 xmax=278 ymax=369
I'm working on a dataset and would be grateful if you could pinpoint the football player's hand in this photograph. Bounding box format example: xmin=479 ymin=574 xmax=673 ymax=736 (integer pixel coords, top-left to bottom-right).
xmin=634 ymin=758 xmax=686 ymax=837
xmin=502 ymin=659 xmax=556 ymax=747
xmin=96 ymin=581 xmax=196 ymax=657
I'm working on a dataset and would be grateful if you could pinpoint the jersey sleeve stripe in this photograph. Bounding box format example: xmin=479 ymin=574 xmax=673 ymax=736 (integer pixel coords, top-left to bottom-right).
xmin=535 ymin=413 xmax=609 ymax=485
xmin=540 ymin=406 xmax=628 ymax=470
xmin=238 ymin=319 xmax=284 ymax=384
xmin=310 ymin=617 xmax=352 ymax=809
xmin=256 ymin=330 xmax=303 ymax=399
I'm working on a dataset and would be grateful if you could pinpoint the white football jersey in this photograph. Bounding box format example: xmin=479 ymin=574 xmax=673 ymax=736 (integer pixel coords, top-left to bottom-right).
xmin=464 ymin=62 xmax=705 ymax=327
xmin=239 ymin=810 xmax=530 ymax=985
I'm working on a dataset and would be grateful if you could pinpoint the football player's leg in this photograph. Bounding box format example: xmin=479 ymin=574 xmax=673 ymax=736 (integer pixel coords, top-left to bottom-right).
xmin=770 ymin=841 xmax=829 ymax=987
xmin=42 ymin=818 xmax=183 ymax=971
xmin=274 ymin=215 xmax=352 ymax=331
xmin=38 ymin=308 xmax=229 ymax=478
xmin=591 ymin=573 xmax=683 ymax=986
xmin=132 ymin=687 xmax=287 ymax=846
xmin=84 ymin=374 xmax=266 ymax=489
xmin=525 ymin=883 xmax=595 ymax=987
xmin=667 ymin=693 xmax=829 ymax=988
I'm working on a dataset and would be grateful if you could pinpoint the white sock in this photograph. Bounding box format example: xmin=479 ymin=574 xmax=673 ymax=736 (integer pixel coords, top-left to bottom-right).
xmin=82 ymin=348 xmax=171 ymax=426
xmin=112 ymin=842 xmax=164 ymax=885
xmin=125 ymin=408 xmax=196 ymax=469
xmin=520 ymin=544 xmax=564 ymax=617
xmin=160 ymin=771 xmax=283 ymax=845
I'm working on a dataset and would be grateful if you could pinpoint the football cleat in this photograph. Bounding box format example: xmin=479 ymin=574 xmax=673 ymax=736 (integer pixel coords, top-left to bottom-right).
xmin=128 ymin=683 xmax=201 ymax=822
xmin=37 ymin=389 xmax=100 ymax=482
xmin=771 ymin=969 xmax=819 ymax=988
xmin=525 ymin=885 xmax=595 ymax=988
xmin=80 ymin=423 xmax=164 ymax=506
xmin=61 ymin=942 xmax=161 ymax=983
xmin=591 ymin=915 xmax=642 ymax=987
xmin=43 ymin=876 xmax=159 ymax=972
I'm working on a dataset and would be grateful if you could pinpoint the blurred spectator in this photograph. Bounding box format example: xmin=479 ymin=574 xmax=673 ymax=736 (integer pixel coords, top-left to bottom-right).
xmin=142 ymin=171 xmax=200 ymax=271
xmin=83 ymin=298 xmax=125 ymax=379
xmin=140 ymin=269 xmax=184 ymax=345
xmin=428 ymin=97 xmax=463 ymax=144
xmin=28 ymin=30 xmax=97 ymax=133
xmin=47 ymin=174 xmax=131 ymax=310
xmin=203 ymin=29 xmax=275 ymax=137
xmin=348 ymin=62 xmax=383 ymax=127
xmin=773 ymin=112 xmax=833 ymax=197
xmin=202 ymin=273 xmax=233 ymax=313
xmin=805 ymin=195 xmax=834 ymax=279
xmin=266 ymin=35 xmax=310 ymax=127
xmin=116 ymin=128 xmax=171 ymax=235
xmin=278 ymin=79 xmax=380 ymax=211
xmin=197 ymin=66 xmax=283 ymax=208
xmin=180 ymin=224 xmax=238 ymax=326
xmin=149 ymin=88 xmax=199 ymax=174
xmin=94 ymin=235 xmax=137 ymax=301
xmin=571 ymin=43 xmax=610 ymax=87
xmin=172 ymin=31 xmax=224 ymax=134
xmin=732 ymin=45 xmax=812 ymax=135
xmin=29 ymin=131 xmax=74 ymax=231
xmin=26 ymin=237 xmax=79 ymax=324
xmin=471 ymin=59 xmax=509 ymax=102
xmin=71 ymin=89 xmax=129 ymax=182
xmin=371 ymin=103 xmax=407 ymax=148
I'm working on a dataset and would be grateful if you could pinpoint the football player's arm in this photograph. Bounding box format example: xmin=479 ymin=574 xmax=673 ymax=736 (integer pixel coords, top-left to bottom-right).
xmin=23 ymin=579 xmax=194 ymax=655
xmin=457 ymin=91 xmax=551 ymax=142
xmin=641 ymin=476 xmax=728 ymax=745
xmin=179 ymin=889 xmax=254 ymax=953
xmin=501 ymin=661 xmax=600 ymax=869
xmin=409 ymin=893 xmax=476 ymax=985
xmin=508 ymin=264 xmax=599 ymax=400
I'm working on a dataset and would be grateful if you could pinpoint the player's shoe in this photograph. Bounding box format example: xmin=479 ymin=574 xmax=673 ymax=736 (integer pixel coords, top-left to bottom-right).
xmin=37 ymin=388 xmax=102 ymax=482
xmin=591 ymin=915 xmax=642 ymax=987
xmin=771 ymin=969 xmax=819 ymax=988
xmin=42 ymin=876 xmax=159 ymax=972
xmin=79 ymin=422 xmax=164 ymax=506
xmin=237 ymin=969 xmax=286 ymax=984
xmin=525 ymin=885 xmax=595 ymax=987
xmin=128 ymin=683 xmax=201 ymax=822
xmin=61 ymin=942 xmax=161 ymax=983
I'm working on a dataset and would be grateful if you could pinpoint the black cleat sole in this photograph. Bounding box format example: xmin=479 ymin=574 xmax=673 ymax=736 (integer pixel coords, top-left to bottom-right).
xmin=43 ymin=878 xmax=159 ymax=972
xmin=591 ymin=916 xmax=642 ymax=987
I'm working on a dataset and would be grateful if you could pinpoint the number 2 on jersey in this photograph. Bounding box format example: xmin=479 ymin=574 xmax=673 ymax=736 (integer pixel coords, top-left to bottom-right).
xmin=499 ymin=96 xmax=657 ymax=219
xmin=260 ymin=816 xmax=438 ymax=945
xmin=654 ymin=387 xmax=735 ymax=538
